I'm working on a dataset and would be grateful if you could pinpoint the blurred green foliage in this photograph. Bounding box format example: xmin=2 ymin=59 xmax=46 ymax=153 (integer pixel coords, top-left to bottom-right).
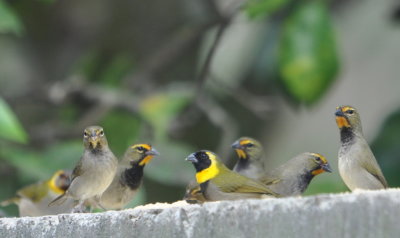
xmin=0 ymin=1 xmax=23 ymax=35
xmin=279 ymin=1 xmax=338 ymax=104
xmin=0 ymin=97 xmax=27 ymax=143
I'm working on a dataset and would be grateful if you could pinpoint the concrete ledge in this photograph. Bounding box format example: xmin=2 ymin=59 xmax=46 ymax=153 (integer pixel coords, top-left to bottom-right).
xmin=1 ymin=189 xmax=400 ymax=238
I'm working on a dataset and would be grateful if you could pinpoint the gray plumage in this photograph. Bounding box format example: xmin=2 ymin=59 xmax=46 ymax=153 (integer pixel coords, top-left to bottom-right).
xmin=231 ymin=137 xmax=266 ymax=180
xmin=49 ymin=126 xmax=118 ymax=212
xmin=261 ymin=152 xmax=332 ymax=196
xmin=99 ymin=144 xmax=159 ymax=210
xmin=335 ymin=106 xmax=388 ymax=191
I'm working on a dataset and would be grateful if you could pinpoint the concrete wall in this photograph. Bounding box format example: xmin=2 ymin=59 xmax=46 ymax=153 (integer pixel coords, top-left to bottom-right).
xmin=1 ymin=189 xmax=399 ymax=238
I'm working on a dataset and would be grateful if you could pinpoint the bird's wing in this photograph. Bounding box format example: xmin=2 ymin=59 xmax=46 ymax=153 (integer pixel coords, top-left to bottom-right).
xmin=71 ymin=158 xmax=84 ymax=183
xmin=17 ymin=182 xmax=49 ymax=202
xmin=214 ymin=172 xmax=279 ymax=196
xmin=361 ymin=155 xmax=388 ymax=188
xmin=259 ymin=175 xmax=281 ymax=186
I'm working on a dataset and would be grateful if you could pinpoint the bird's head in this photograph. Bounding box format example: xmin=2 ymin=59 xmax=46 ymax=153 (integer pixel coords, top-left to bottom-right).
xmin=303 ymin=153 xmax=332 ymax=176
xmin=186 ymin=150 xmax=222 ymax=184
xmin=83 ymin=126 xmax=108 ymax=151
xmin=48 ymin=170 xmax=71 ymax=195
xmin=231 ymin=137 xmax=263 ymax=160
xmin=335 ymin=106 xmax=363 ymax=133
xmin=126 ymin=144 xmax=159 ymax=166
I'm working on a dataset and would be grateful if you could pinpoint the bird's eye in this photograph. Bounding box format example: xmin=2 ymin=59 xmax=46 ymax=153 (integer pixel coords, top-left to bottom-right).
xmin=346 ymin=109 xmax=354 ymax=115
xmin=83 ymin=131 xmax=88 ymax=137
xmin=315 ymin=157 xmax=321 ymax=162
xmin=99 ymin=130 xmax=104 ymax=136
xmin=246 ymin=143 xmax=254 ymax=148
xmin=137 ymin=146 xmax=145 ymax=152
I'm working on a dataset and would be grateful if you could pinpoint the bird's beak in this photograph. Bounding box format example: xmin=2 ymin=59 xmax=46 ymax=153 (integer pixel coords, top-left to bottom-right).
xmin=186 ymin=153 xmax=198 ymax=163
xmin=231 ymin=141 xmax=242 ymax=149
xmin=232 ymin=141 xmax=247 ymax=159
xmin=321 ymin=163 xmax=332 ymax=173
xmin=335 ymin=108 xmax=345 ymax=117
xmin=89 ymin=136 xmax=99 ymax=148
xmin=335 ymin=108 xmax=350 ymax=128
xmin=145 ymin=148 xmax=160 ymax=156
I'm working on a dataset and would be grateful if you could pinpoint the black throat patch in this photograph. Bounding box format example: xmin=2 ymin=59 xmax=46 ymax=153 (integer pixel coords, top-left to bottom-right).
xmin=340 ymin=127 xmax=355 ymax=145
xmin=122 ymin=163 xmax=144 ymax=190
xmin=235 ymin=158 xmax=249 ymax=172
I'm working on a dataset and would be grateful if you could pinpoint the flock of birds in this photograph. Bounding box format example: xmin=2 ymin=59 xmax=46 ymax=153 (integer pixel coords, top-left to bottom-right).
xmin=1 ymin=105 xmax=389 ymax=217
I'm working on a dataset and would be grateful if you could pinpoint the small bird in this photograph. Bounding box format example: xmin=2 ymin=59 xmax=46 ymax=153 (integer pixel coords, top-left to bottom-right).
xmin=260 ymin=152 xmax=332 ymax=196
xmin=335 ymin=106 xmax=388 ymax=191
xmin=98 ymin=143 xmax=159 ymax=210
xmin=231 ymin=137 xmax=266 ymax=180
xmin=1 ymin=170 xmax=74 ymax=217
xmin=183 ymin=180 xmax=206 ymax=204
xmin=186 ymin=150 xmax=280 ymax=201
xmin=49 ymin=126 xmax=118 ymax=212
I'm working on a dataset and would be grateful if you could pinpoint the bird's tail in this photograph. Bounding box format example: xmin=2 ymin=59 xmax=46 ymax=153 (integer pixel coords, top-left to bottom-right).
xmin=48 ymin=193 xmax=67 ymax=207
xmin=0 ymin=197 xmax=20 ymax=206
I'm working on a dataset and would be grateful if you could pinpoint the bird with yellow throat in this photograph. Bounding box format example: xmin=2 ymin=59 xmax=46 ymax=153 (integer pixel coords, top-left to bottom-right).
xmin=186 ymin=150 xmax=280 ymax=201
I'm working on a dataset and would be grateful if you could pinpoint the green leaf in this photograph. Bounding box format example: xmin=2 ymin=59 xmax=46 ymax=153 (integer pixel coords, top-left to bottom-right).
xmin=278 ymin=1 xmax=339 ymax=104
xmin=245 ymin=0 xmax=290 ymax=18
xmin=0 ymin=98 xmax=28 ymax=143
xmin=0 ymin=1 xmax=23 ymax=35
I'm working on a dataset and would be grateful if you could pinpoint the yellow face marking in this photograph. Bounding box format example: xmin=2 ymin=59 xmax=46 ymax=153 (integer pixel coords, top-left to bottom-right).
xmin=190 ymin=187 xmax=202 ymax=195
xmin=335 ymin=116 xmax=350 ymax=128
xmin=311 ymin=153 xmax=328 ymax=164
xmin=195 ymin=152 xmax=220 ymax=184
xmin=341 ymin=106 xmax=355 ymax=113
xmin=131 ymin=144 xmax=151 ymax=151
xmin=311 ymin=168 xmax=325 ymax=176
xmin=139 ymin=155 xmax=154 ymax=166
xmin=47 ymin=170 xmax=66 ymax=195
xmin=239 ymin=139 xmax=252 ymax=146
xmin=235 ymin=149 xmax=247 ymax=159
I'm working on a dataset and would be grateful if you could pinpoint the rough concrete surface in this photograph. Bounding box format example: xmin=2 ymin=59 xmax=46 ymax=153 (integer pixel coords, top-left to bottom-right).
xmin=0 ymin=189 xmax=399 ymax=238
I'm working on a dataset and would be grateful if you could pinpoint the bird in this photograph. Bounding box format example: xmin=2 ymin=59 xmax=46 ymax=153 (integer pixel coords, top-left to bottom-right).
xmin=231 ymin=137 xmax=266 ymax=180
xmin=183 ymin=180 xmax=206 ymax=204
xmin=335 ymin=105 xmax=388 ymax=191
xmin=49 ymin=126 xmax=118 ymax=212
xmin=260 ymin=152 xmax=332 ymax=196
xmin=185 ymin=150 xmax=280 ymax=201
xmin=1 ymin=170 xmax=74 ymax=217
xmin=98 ymin=143 xmax=159 ymax=210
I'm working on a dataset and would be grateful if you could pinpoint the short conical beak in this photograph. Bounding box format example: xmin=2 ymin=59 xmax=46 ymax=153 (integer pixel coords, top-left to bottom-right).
xmin=186 ymin=153 xmax=198 ymax=163
xmin=335 ymin=108 xmax=345 ymax=117
xmin=89 ymin=136 xmax=99 ymax=148
xmin=322 ymin=163 xmax=332 ymax=173
xmin=231 ymin=141 xmax=242 ymax=149
xmin=145 ymin=148 xmax=160 ymax=156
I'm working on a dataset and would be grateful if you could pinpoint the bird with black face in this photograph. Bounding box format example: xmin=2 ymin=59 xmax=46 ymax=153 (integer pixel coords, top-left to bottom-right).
xmin=99 ymin=143 xmax=159 ymax=210
xmin=1 ymin=170 xmax=73 ymax=217
xmin=260 ymin=152 xmax=332 ymax=196
xmin=335 ymin=106 xmax=388 ymax=191
xmin=231 ymin=137 xmax=266 ymax=180
xmin=186 ymin=150 xmax=280 ymax=201
xmin=49 ymin=126 xmax=118 ymax=212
